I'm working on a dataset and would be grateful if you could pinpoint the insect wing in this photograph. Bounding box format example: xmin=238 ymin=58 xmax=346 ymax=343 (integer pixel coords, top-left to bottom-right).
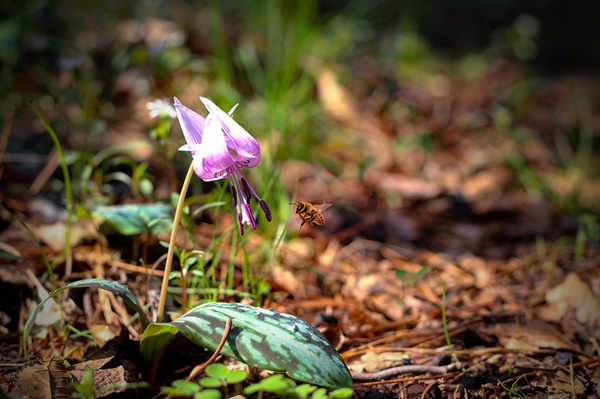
xmin=317 ymin=203 xmax=333 ymax=212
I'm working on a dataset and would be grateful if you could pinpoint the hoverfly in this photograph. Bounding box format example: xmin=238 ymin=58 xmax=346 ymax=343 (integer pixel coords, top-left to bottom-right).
xmin=291 ymin=201 xmax=333 ymax=227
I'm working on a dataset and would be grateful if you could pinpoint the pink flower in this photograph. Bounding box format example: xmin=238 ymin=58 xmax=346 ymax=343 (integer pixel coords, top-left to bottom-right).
xmin=174 ymin=97 xmax=271 ymax=235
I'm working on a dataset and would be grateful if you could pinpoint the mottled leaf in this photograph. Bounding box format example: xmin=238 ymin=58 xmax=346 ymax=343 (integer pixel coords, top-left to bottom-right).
xmin=140 ymin=302 xmax=352 ymax=388
xmin=92 ymin=203 xmax=172 ymax=236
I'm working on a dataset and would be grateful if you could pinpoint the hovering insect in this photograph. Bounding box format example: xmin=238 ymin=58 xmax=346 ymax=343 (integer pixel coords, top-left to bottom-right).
xmin=291 ymin=201 xmax=333 ymax=227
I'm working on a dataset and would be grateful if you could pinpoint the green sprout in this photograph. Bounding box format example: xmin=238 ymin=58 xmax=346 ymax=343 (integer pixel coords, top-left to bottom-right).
xmin=199 ymin=363 xmax=247 ymax=396
xmin=244 ymin=374 xmax=353 ymax=399
xmin=161 ymin=379 xmax=222 ymax=399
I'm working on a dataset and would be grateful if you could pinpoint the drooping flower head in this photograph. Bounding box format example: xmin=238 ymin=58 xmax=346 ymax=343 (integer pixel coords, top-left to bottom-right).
xmin=174 ymin=97 xmax=271 ymax=235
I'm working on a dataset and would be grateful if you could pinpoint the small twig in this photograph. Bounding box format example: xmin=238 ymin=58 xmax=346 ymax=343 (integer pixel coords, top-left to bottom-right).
xmin=356 ymin=372 xmax=458 ymax=388
xmin=29 ymin=147 xmax=59 ymax=195
xmin=351 ymin=363 xmax=460 ymax=382
xmin=186 ymin=317 xmax=233 ymax=382
xmin=421 ymin=380 xmax=437 ymax=399
xmin=452 ymin=384 xmax=464 ymax=399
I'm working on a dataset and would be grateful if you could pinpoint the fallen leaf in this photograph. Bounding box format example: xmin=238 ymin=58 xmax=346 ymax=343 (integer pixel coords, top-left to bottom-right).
xmin=343 ymin=307 xmax=386 ymax=337
xmin=88 ymin=324 xmax=118 ymax=347
xmin=33 ymin=219 xmax=98 ymax=251
xmin=25 ymin=269 xmax=62 ymax=336
xmin=69 ymin=356 xmax=128 ymax=398
xmin=1 ymin=358 xmax=73 ymax=399
xmin=540 ymin=272 xmax=600 ymax=332
xmin=482 ymin=320 xmax=576 ymax=351
xmin=316 ymin=67 xmax=361 ymax=127
xmin=360 ymin=351 xmax=411 ymax=373
xmin=531 ymin=368 xmax=586 ymax=397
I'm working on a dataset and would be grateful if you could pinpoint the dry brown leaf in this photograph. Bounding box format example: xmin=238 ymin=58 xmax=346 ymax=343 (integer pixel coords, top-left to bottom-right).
xmin=25 ymin=269 xmax=62 ymax=335
xmin=589 ymin=366 xmax=600 ymax=396
xmin=458 ymin=253 xmax=495 ymax=289
xmin=1 ymin=354 xmax=129 ymax=399
xmin=461 ymin=170 xmax=504 ymax=200
xmin=367 ymin=293 xmax=406 ymax=321
xmin=483 ymin=320 xmax=576 ymax=351
xmin=358 ymin=351 xmax=411 ymax=373
xmin=271 ymin=265 xmax=300 ymax=295
xmin=540 ymin=272 xmax=600 ymax=332
xmin=314 ymin=65 xmax=393 ymax=170
xmin=531 ymin=368 xmax=586 ymax=397
xmin=343 ymin=272 xmax=400 ymax=302
xmin=33 ymin=219 xmax=98 ymax=251
xmin=1 ymin=358 xmax=72 ymax=399
xmin=316 ymin=67 xmax=360 ymax=127
xmin=343 ymin=307 xmax=387 ymax=337
xmin=367 ymin=171 xmax=442 ymax=199
xmin=70 ymin=356 xmax=128 ymax=398
xmin=0 ymin=264 xmax=32 ymax=286
xmin=88 ymin=324 xmax=118 ymax=347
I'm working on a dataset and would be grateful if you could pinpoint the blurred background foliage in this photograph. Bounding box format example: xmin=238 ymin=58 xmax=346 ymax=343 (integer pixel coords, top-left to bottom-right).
xmin=1 ymin=0 xmax=598 ymax=216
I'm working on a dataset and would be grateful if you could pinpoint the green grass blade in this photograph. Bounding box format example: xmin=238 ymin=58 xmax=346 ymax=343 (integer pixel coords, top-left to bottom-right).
xmin=31 ymin=103 xmax=73 ymax=274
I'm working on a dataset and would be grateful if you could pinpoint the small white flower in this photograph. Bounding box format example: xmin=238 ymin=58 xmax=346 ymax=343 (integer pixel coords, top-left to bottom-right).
xmin=146 ymin=98 xmax=177 ymax=119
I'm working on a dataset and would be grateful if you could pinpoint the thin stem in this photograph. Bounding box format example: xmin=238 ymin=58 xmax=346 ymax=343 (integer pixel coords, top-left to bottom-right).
xmin=156 ymin=162 xmax=195 ymax=322
xmin=437 ymin=272 xmax=459 ymax=363
xmin=185 ymin=317 xmax=232 ymax=382
xmin=351 ymin=363 xmax=455 ymax=381
xmin=32 ymin=103 xmax=73 ymax=277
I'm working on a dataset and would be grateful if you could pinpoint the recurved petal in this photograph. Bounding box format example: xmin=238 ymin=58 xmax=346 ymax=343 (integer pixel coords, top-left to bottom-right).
xmin=174 ymin=97 xmax=205 ymax=145
xmin=200 ymin=97 xmax=261 ymax=161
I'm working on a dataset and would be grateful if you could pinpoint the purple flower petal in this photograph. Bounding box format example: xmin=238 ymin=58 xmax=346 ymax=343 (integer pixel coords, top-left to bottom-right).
xmin=174 ymin=97 xmax=205 ymax=146
xmin=200 ymin=97 xmax=261 ymax=162
xmin=193 ymin=117 xmax=236 ymax=181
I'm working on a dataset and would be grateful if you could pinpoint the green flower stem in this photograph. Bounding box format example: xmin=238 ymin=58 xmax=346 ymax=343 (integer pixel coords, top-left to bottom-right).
xmin=156 ymin=162 xmax=195 ymax=322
